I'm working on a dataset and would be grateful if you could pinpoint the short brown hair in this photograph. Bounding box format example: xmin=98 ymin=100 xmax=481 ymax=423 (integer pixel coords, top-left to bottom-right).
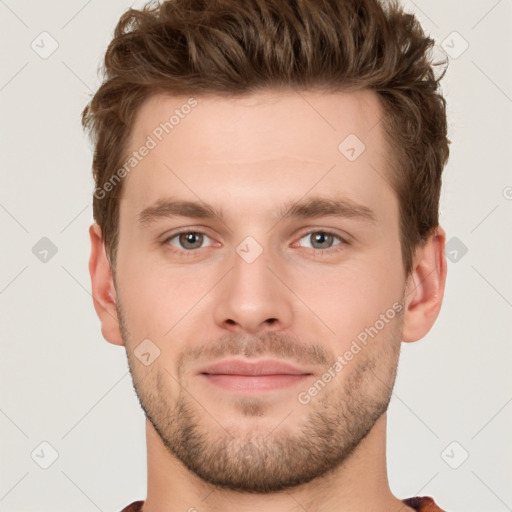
xmin=82 ymin=0 xmax=450 ymax=276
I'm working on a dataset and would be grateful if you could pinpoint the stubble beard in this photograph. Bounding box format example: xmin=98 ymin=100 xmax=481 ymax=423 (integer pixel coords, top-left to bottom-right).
xmin=119 ymin=304 xmax=403 ymax=493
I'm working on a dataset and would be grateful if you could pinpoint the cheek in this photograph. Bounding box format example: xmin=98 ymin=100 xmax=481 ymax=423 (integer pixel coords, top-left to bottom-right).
xmin=116 ymin=246 xmax=217 ymax=345
xmin=115 ymin=248 xmax=171 ymax=339
xmin=294 ymin=249 xmax=404 ymax=345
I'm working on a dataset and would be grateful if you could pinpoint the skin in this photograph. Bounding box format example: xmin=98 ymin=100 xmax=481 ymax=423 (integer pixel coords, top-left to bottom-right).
xmin=89 ymin=89 xmax=447 ymax=512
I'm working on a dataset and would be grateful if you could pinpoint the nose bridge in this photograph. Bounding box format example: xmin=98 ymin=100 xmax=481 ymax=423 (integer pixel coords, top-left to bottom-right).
xmin=232 ymin=239 xmax=274 ymax=298
xmin=213 ymin=236 xmax=293 ymax=333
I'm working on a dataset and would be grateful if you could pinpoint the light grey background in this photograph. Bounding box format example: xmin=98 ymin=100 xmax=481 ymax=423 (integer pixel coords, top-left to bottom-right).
xmin=1 ymin=1 xmax=511 ymax=511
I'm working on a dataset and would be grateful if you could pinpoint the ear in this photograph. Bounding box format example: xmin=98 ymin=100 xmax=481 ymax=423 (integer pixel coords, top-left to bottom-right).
xmin=402 ymin=225 xmax=447 ymax=343
xmin=88 ymin=223 xmax=124 ymax=346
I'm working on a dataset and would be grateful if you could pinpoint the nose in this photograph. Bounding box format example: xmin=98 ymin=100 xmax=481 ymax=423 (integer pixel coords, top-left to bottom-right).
xmin=213 ymin=244 xmax=294 ymax=334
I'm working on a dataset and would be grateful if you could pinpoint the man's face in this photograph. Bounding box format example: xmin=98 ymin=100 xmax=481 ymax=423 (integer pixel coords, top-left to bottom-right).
xmin=114 ymin=90 xmax=408 ymax=492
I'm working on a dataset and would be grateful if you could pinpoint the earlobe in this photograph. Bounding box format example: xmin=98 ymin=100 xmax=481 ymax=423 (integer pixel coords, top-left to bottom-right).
xmin=88 ymin=223 xmax=124 ymax=346
xmin=401 ymin=226 xmax=447 ymax=343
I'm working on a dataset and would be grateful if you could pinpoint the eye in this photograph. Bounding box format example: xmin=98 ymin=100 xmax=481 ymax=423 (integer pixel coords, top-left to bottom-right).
xmin=164 ymin=231 xmax=213 ymax=251
xmin=297 ymin=231 xmax=345 ymax=251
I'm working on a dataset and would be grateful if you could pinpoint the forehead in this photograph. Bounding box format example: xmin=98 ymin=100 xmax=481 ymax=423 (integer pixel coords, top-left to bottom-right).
xmin=121 ymin=89 xmax=395 ymax=223
xmin=128 ymin=89 xmax=386 ymax=162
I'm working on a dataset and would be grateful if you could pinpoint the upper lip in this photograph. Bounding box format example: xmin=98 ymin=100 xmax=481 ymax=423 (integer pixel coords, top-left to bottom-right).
xmin=198 ymin=358 xmax=313 ymax=376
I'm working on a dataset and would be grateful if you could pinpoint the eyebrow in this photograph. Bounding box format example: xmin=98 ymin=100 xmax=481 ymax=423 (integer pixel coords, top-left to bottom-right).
xmin=137 ymin=196 xmax=377 ymax=225
xmin=138 ymin=199 xmax=225 ymax=225
xmin=277 ymin=196 xmax=376 ymax=223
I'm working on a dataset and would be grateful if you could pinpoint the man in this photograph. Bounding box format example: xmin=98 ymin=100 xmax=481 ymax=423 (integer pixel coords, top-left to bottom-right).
xmin=83 ymin=0 xmax=451 ymax=510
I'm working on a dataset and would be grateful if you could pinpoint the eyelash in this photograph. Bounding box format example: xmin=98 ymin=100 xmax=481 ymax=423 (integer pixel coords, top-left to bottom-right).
xmin=161 ymin=229 xmax=349 ymax=257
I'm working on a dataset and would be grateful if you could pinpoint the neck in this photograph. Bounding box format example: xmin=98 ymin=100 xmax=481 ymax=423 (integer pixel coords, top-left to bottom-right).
xmin=141 ymin=413 xmax=412 ymax=512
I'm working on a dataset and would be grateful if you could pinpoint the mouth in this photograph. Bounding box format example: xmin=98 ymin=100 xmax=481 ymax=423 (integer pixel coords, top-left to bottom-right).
xmin=197 ymin=358 xmax=314 ymax=392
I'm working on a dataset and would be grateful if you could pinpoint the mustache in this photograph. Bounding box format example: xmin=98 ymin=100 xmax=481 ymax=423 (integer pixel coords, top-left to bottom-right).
xmin=178 ymin=331 xmax=332 ymax=369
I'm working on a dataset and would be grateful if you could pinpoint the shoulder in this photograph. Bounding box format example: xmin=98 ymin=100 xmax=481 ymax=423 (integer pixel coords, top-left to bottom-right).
xmin=119 ymin=500 xmax=144 ymax=512
xmin=402 ymin=496 xmax=447 ymax=511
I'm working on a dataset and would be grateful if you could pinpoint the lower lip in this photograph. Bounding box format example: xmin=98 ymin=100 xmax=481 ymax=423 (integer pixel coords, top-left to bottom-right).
xmin=200 ymin=374 xmax=311 ymax=392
